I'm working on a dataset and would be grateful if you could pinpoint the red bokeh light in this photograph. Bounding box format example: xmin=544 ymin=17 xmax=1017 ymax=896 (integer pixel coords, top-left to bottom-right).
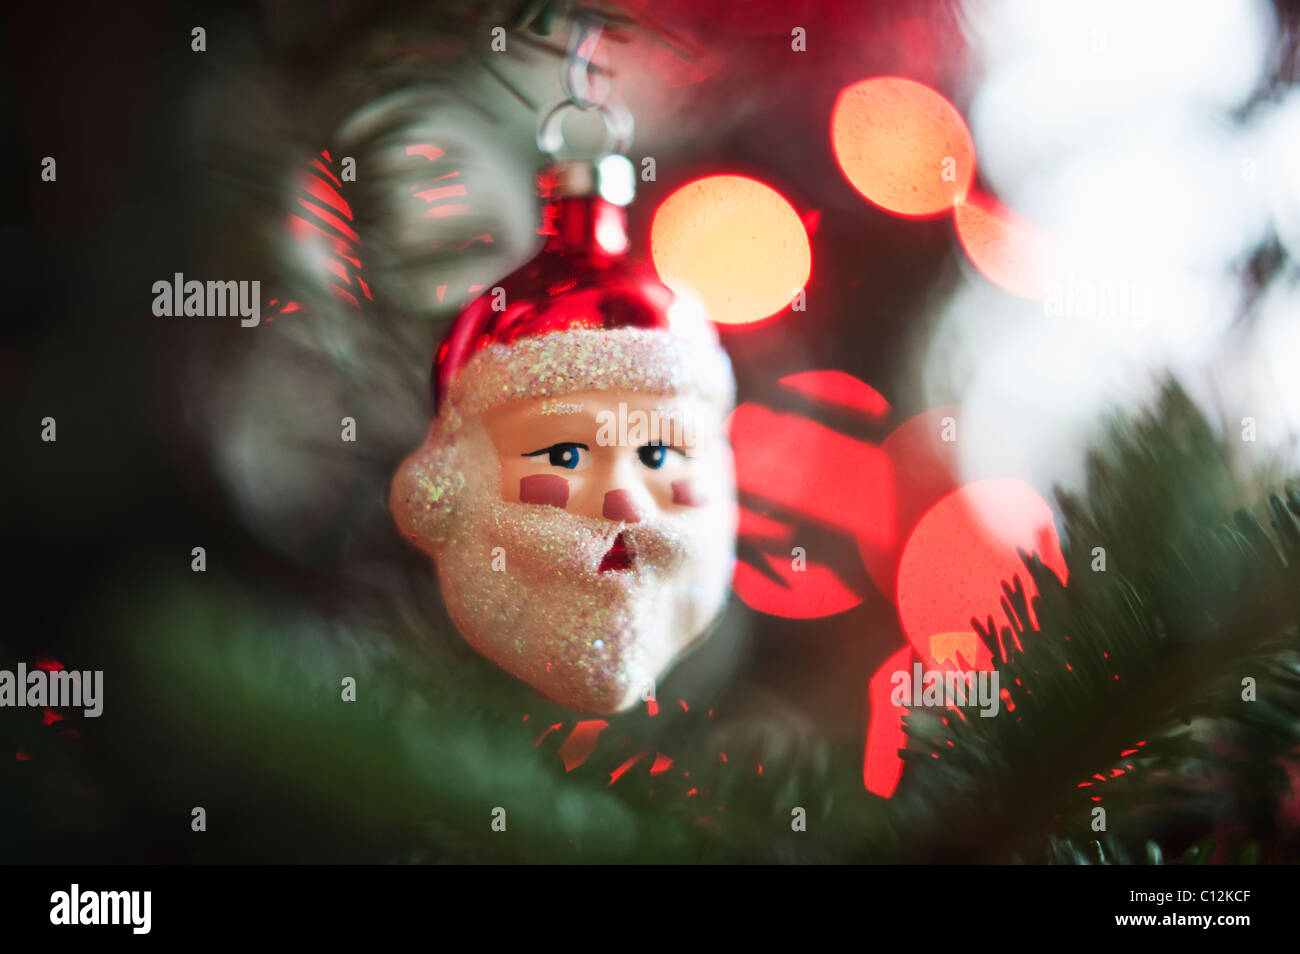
xmin=864 ymin=645 xmax=914 ymax=797
xmin=778 ymin=371 xmax=890 ymax=419
xmin=729 ymin=402 xmax=892 ymax=544
xmin=727 ymin=372 xmax=900 ymax=619
xmin=728 ymin=396 xmax=893 ymax=619
xmin=732 ymin=552 xmax=864 ymax=619
xmin=954 ymin=188 xmax=1049 ymax=300
xmin=557 ymin=719 xmax=609 ymax=772
xmin=856 ymin=406 xmax=963 ymax=600
xmin=895 ymin=479 xmax=1068 ymax=669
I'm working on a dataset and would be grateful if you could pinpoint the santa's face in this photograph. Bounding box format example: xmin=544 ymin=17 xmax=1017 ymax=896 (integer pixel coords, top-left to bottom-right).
xmin=429 ymin=388 xmax=736 ymax=712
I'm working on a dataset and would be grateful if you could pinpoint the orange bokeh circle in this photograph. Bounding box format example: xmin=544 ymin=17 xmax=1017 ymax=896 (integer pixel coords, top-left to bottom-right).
xmin=953 ymin=189 xmax=1048 ymax=300
xmin=651 ymin=174 xmax=812 ymax=326
xmin=831 ymin=76 xmax=975 ymax=218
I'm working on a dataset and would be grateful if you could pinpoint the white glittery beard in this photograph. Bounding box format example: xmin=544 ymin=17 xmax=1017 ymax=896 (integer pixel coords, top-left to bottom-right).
xmin=433 ymin=420 xmax=737 ymax=714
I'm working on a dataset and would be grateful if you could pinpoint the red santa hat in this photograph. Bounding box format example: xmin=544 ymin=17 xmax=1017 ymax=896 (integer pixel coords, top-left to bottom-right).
xmin=431 ymin=160 xmax=734 ymax=418
xmin=391 ymin=161 xmax=735 ymax=552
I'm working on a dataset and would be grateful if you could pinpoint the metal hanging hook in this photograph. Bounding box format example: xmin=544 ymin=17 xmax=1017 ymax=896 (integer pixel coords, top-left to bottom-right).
xmin=562 ymin=17 xmax=609 ymax=110
xmin=537 ymin=13 xmax=632 ymax=159
xmin=537 ymin=99 xmax=633 ymax=157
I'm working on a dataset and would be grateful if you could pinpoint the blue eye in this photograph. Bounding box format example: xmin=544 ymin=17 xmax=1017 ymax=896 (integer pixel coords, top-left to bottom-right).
xmin=523 ymin=442 xmax=588 ymax=470
xmin=551 ymin=445 xmax=582 ymax=469
xmin=637 ymin=443 xmax=667 ymax=469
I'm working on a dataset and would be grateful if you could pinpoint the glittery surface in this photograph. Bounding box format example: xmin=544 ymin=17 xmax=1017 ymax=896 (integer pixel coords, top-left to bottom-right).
xmin=390 ymin=326 xmax=739 ymax=713
xmin=429 ymin=415 xmax=736 ymax=713
xmin=535 ymin=400 xmax=586 ymax=416
xmin=390 ymin=415 xmax=466 ymax=553
xmin=448 ymin=327 xmax=735 ymax=419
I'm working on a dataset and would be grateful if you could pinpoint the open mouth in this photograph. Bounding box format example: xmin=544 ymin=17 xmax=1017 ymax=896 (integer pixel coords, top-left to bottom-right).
xmin=598 ymin=531 xmax=634 ymax=573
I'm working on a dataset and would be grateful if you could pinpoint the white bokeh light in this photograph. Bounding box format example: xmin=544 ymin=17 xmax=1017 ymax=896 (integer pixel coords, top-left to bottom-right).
xmin=928 ymin=0 xmax=1285 ymax=499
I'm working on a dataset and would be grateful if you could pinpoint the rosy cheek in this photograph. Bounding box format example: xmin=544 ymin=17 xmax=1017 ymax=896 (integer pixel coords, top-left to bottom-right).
xmin=519 ymin=473 xmax=570 ymax=508
xmin=671 ymin=478 xmax=706 ymax=507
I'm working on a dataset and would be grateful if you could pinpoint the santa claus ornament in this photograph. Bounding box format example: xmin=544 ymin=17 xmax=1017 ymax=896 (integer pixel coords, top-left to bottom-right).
xmin=389 ymin=38 xmax=738 ymax=713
